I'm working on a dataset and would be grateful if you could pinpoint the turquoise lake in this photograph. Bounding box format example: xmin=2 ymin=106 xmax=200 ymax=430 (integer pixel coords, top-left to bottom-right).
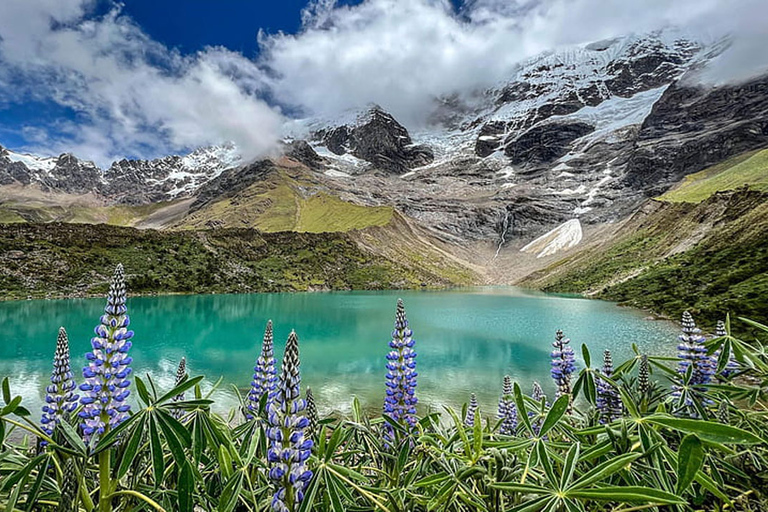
xmin=0 ymin=287 xmax=678 ymax=418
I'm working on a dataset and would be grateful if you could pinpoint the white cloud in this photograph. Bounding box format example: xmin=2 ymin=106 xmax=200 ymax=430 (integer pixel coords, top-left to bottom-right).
xmin=1 ymin=0 xmax=766 ymax=165
xmin=260 ymin=0 xmax=768 ymax=127
xmin=0 ymin=0 xmax=282 ymax=166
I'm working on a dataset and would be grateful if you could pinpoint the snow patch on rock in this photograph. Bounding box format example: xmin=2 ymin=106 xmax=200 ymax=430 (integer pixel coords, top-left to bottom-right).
xmin=521 ymin=219 xmax=583 ymax=258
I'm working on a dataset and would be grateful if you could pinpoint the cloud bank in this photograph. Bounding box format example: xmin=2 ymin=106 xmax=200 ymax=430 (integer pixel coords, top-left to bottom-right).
xmin=1 ymin=0 xmax=766 ymax=165
xmin=0 ymin=0 xmax=282 ymax=166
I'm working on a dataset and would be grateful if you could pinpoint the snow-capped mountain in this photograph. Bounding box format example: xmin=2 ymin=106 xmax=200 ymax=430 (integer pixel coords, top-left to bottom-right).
xmin=0 ymin=143 xmax=242 ymax=203
xmin=2 ymin=31 xmax=767 ymax=261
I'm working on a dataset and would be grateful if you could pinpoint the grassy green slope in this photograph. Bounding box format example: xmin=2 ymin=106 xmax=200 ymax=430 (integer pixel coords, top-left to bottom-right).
xmin=659 ymin=148 xmax=768 ymax=203
xmin=177 ymin=169 xmax=393 ymax=233
xmin=0 ymin=223 xmax=468 ymax=300
xmin=521 ymin=189 xmax=768 ymax=331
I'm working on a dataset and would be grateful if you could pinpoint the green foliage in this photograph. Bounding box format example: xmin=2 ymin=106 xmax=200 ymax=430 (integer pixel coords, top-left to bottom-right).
xmin=659 ymin=148 xmax=768 ymax=203
xmin=0 ymin=223 xmax=467 ymax=300
xmin=2 ymin=307 xmax=768 ymax=510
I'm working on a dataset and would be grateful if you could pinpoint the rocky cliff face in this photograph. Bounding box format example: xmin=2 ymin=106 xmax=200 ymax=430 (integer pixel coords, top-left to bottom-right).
xmin=312 ymin=106 xmax=434 ymax=174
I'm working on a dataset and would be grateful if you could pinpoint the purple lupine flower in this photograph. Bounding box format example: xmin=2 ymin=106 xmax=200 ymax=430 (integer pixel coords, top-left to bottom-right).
xmin=305 ymin=387 xmax=318 ymax=440
xmin=40 ymin=327 xmax=79 ymax=441
xmin=498 ymin=375 xmax=517 ymax=435
xmin=78 ymin=264 xmax=133 ymax=444
xmin=171 ymin=357 xmax=186 ymax=420
xmin=596 ymin=350 xmax=623 ymax=424
xmin=531 ymin=381 xmax=545 ymax=404
xmin=716 ymin=320 xmax=739 ymax=378
xmin=675 ymin=312 xmax=716 ymax=385
xmin=550 ymin=330 xmax=576 ymax=411
xmin=465 ymin=393 xmax=478 ymax=428
xmin=383 ymin=299 xmax=418 ymax=446
xmin=247 ymin=320 xmax=278 ymax=420
xmin=267 ymin=331 xmax=313 ymax=512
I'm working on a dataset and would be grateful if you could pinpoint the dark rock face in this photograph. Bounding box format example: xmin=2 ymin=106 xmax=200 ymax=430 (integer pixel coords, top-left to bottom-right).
xmin=317 ymin=107 xmax=434 ymax=174
xmin=191 ymin=159 xmax=276 ymax=212
xmin=624 ymin=75 xmax=768 ymax=194
xmin=504 ymin=122 xmax=595 ymax=165
xmin=284 ymin=140 xmax=326 ymax=169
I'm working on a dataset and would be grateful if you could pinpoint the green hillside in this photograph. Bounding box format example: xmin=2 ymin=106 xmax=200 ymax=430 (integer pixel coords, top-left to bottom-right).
xmin=659 ymin=147 xmax=768 ymax=203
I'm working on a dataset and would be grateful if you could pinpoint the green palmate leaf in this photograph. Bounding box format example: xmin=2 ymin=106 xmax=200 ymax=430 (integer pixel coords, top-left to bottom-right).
xmin=1 ymin=395 xmax=21 ymax=416
xmin=135 ymin=376 xmax=152 ymax=406
xmin=156 ymin=376 xmax=204 ymax=405
xmin=1 ymin=377 xmax=10 ymax=404
xmin=93 ymin=409 xmax=144 ymax=454
xmin=646 ymin=416 xmax=764 ymax=444
xmin=490 ymin=482 xmax=549 ymax=494
xmin=677 ymin=434 xmax=704 ymax=494
xmin=116 ymin=415 xmax=147 ymax=479
xmin=540 ymin=395 xmax=569 ymax=437
xmin=560 ymin=442 xmax=580 ymax=489
xmin=570 ymin=452 xmax=641 ymax=490
xmin=55 ymin=419 xmax=87 ymax=456
xmin=514 ymin=382 xmax=533 ymax=434
xmin=567 ymin=486 xmax=685 ymax=504
xmin=155 ymin=410 xmax=188 ymax=467
xmin=326 ymin=472 xmax=345 ymax=512
xmin=178 ymin=460 xmax=194 ymax=512
xmin=217 ymin=471 xmax=244 ymax=512
xmin=148 ymin=415 xmax=165 ymax=487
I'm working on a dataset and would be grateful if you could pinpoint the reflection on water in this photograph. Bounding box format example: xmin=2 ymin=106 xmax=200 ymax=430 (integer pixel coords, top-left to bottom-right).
xmin=0 ymin=287 xmax=678 ymax=418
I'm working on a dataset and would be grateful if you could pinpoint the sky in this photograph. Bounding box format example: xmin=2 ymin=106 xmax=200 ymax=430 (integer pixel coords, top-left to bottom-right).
xmin=0 ymin=0 xmax=767 ymax=167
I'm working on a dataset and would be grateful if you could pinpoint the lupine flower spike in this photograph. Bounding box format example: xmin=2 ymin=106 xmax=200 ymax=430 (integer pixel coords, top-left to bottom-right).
xmin=383 ymin=299 xmax=418 ymax=447
xmin=58 ymin=458 xmax=78 ymax=512
xmin=596 ymin=350 xmax=623 ymax=424
xmin=550 ymin=330 xmax=576 ymax=412
xmin=716 ymin=320 xmax=739 ymax=378
xmin=498 ymin=376 xmax=517 ymax=435
xmin=717 ymin=399 xmax=730 ymax=424
xmin=171 ymin=357 xmax=187 ymax=420
xmin=465 ymin=393 xmax=479 ymax=428
xmin=305 ymin=387 xmax=318 ymax=440
xmin=530 ymin=381 xmax=547 ymax=436
xmin=267 ymin=331 xmax=313 ymax=512
xmin=637 ymin=355 xmax=650 ymax=397
xmin=78 ymin=264 xmax=133 ymax=444
xmin=676 ymin=311 xmax=716 ymax=386
xmin=247 ymin=320 xmax=278 ymax=420
xmin=40 ymin=327 xmax=79 ymax=443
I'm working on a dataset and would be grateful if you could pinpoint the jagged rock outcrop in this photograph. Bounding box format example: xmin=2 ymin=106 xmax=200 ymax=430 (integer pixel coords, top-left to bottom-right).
xmin=504 ymin=121 xmax=595 ymax=165
xmin=315 ymin=106 xmax=434 ymax=174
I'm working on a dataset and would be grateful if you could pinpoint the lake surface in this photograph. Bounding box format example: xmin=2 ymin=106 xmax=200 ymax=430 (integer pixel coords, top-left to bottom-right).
xmin=0 ymin=287 xmax=679 ymax=419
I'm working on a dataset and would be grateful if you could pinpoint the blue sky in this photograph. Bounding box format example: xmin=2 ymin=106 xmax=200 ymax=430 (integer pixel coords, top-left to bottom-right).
xmin=0 ymin=0 xmax=763 ymax=165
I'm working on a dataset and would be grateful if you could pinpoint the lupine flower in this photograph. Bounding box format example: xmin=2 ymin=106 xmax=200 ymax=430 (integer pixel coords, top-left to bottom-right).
xmin=498 ymin=376 xmax=517 ymax=435
xmin=596 ymin=350 xmax=623 ymax=424
xmin=637 ymin=355 xmax=650 ymax=397
xmin=529 ymin=381 xmax=547 ymax=437
xmin=716 ymin=320 xmax=739 ymax=378
xmin=267 ymin=331 xmax=313 ymax=512
xmin=717 ymin=399 xmax=730 ymax=424
xmin=40 ymin=327 xmax=79 ymax=442
xmin=550 ymin=330 xmax=576 ymax=411
xmin=305 ymin=387 xmax=318 ymax=440
xmin=59 ymin=458 xmax=77 ymax=512
xmin=465 ymin=393 xmax=479 ymax=428
xmin=78 ymin=264 xmax=133 ymax=443
xmin=247 ymin=321 xmax=278 ymax=420
xmin=675 ymin=312 xmax=716 ymax=386
xmin=383 ymin=299 xmax=418 ymax=446
xmin=171 ymin=357 xmax=186 ymax=420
